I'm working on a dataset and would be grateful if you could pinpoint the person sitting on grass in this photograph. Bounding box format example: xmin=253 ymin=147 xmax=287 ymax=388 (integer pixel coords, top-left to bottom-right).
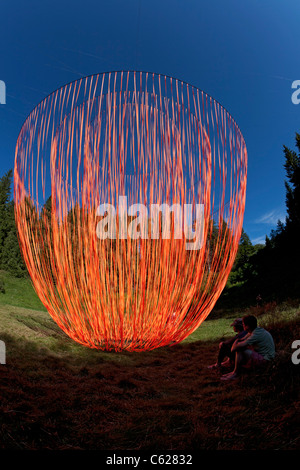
xmin=208 ymin=318 xmax=247 ymax=370
xmin=221 ymin=314 xmax=275 ymax=381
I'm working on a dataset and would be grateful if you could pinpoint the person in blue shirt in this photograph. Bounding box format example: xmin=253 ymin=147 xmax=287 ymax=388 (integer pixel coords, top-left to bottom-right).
xmin=208 ymin=318 xmax=247 ymax=370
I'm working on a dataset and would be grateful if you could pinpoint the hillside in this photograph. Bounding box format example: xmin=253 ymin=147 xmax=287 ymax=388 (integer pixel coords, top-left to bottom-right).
xmin=0 ymin=272 xmax=299 ymax=450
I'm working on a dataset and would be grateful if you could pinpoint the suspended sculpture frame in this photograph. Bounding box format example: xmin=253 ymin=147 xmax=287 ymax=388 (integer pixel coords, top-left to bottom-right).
xmin=14 ymin=71 xmax=247 ymax=351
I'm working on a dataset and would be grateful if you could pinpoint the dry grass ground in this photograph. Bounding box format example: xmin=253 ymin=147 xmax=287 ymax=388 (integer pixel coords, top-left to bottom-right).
xmin=0 ymin=296 xmax=299 ymax=451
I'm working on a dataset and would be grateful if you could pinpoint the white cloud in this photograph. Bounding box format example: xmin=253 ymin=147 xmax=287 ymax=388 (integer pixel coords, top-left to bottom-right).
xmin=254 ymin=209 xmax=286 ymax=226
xmin=251 ymin=236 xmax=266 ymax=245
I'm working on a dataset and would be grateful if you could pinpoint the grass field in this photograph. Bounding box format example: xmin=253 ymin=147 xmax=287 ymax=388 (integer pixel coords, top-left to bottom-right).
xmin=0 ymin=271 xmax=299 ymax=450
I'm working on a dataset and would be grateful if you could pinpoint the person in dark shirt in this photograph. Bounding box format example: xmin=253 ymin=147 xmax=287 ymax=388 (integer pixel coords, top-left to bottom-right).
xmin=208 ymin=318 xmax=247 ymax=370
xmin=221 ymin=314 xmax=275 ymax=381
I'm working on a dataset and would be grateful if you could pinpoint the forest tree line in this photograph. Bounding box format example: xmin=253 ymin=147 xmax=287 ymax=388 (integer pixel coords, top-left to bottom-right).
xmin=0 ymin=131 xmax=299 ymax=306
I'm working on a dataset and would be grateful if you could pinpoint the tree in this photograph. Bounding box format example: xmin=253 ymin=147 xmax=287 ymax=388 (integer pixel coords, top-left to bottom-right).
xmin=218 ymin=132 xmax=300 ymax=306
xmin=0 ymin=170 xmax=13 ymax=266
xmin=263 ymin=133 xmax=300 ymax=292
xmin=226 ymin=229 xmax=263 ymax=286
xmin=233 ymin=132 xmax=300 ymax=302
xmin=0 ymin=169 xmax=26 ymax=277
xmin=283 ymin=133 xmax=300 ymax=240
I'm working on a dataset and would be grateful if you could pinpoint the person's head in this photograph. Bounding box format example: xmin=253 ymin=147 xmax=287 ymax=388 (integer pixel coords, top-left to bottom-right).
xmin=230 ymin=318 xmax=244 ymax=332
xmin=242 ymin=315 xmax=257 ymax=333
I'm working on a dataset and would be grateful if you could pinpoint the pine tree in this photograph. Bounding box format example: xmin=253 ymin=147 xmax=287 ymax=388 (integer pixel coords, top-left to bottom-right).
xmin=248 ymin=132 xmax=300 ymax=298
xmin=283 ymin=132 xmax=300 ymax=237
xmin=0 ymin=170 xmax=13 ymax=266
xmin=0 ymin=169 xmax=26 ymax=277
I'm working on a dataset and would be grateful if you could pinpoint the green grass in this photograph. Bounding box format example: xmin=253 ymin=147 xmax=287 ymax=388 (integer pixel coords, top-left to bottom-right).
xmin=0 ymin=269 xmax=299 ymax=356
xmin=0 ymin=270 xmax=245 ymax=344
xmin=0 ymin=270 xmax=46 ymax=311
xmin=0 ymin=270 xmax=299 ymax=450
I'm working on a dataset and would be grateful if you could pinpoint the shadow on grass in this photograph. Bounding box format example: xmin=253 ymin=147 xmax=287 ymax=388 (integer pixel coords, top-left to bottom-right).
xmin=0 ymin=316 xmax=299 ymax=451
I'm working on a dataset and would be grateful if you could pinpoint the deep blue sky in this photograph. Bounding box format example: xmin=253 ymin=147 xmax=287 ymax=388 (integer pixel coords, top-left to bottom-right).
xmin=1 ymin=0 xmax=299 ymax=244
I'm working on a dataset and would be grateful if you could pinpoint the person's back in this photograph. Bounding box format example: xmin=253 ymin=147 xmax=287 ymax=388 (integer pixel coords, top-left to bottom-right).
xmin=245 ymin=326 xmax=275 ymax=361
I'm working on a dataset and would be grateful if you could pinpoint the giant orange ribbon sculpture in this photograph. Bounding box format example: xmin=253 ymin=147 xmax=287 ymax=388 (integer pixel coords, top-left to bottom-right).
xmin=14 ymin=71 xmax=247 ymax=351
